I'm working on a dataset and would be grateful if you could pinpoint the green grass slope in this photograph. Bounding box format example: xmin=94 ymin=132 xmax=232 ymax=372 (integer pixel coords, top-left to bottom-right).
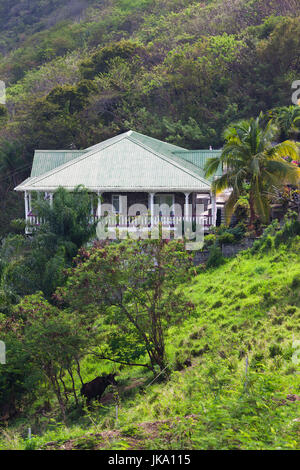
xmin=1 ymin=236 xmax=299 ymax=450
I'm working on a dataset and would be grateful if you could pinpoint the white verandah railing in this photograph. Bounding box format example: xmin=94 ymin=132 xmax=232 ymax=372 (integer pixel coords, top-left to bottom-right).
xmin=91 ymin=214 xmax=213 ymax=230
xmin=25 ymin=214 xmax=213 ymax=234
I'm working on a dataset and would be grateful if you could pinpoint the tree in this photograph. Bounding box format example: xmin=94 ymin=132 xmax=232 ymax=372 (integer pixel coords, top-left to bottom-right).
xmin=270 ymin=106 xmax=300 ymax=141
xmin=80 ymin=40 xmax=144 ymax=80
xmin=0 ymin=318 xmax=40 ymax=421
xmin=57 ymin=239 xmax=195 ymax=373
xmin=204 ymin=114 xmax=300 ymax=226
xmin=0 ymin=140 xmax=26 ymax=189
xmin=2 ymin=293 xmax=88 ymax=419
xmin=0 ymin=187 xmax=97 ymax=299
xmin=0 ymin=104 xmax=8 ymax=124
xmin=33 ymin=186 xmax=97 ymax=260
xmin=46 ymin=80 xmax=96 ymax=114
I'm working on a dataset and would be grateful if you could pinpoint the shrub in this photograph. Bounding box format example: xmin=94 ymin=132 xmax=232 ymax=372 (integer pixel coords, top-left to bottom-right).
xmin=274 ymin=219 xmax=300 ymax=247
xmin=206 ymin=245 xmax=225 ymax=269
xmin=212 ymin=300 xmax=223 ymax=308
xmin=74 ymin=436 xmax=100 ymax=450
xmin=291 ymin=274 xmax=300 ymax=289
xmin=261 ymin=235 xmax=274 ymax=252
xmin=80 ymin=40 xmax=144 ymax=79
xmin=203 ymin=234 xmax=217 ymax=249
xmin=174 ymin=350 xmax=192 ymax=371
xmin=121 ymin=425 xmax=141 ymax=437
xmin=269 ymin=344 xmax=282 ymax=358
xmin=229 ymin=223 xmax=247 ymax=241
xmin=218 ymin=232 xmax=235 ymax=245
xmin=251 ymin=353 xmax=265 ymax=371
xmin=9 ymin=219 xmax=26 ymax=233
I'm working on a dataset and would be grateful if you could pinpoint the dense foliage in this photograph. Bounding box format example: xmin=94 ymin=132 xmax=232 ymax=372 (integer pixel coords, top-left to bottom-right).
xmin=205 ymin=114 xmax=300 ymax=225
xmin=0 ymin=187 xmax=95 ymax=300
xmin=0 ymin=235 xmax=195 ymax=421
xmin=0 ymin=0 xmax=299 ymax=237
xmin=57 ymin=239 xmax=194 ymax=372
xmin=0 ymin=219 xmax=299 ymax=450
xmin=0 ymin=0 xmax=299 ymax=451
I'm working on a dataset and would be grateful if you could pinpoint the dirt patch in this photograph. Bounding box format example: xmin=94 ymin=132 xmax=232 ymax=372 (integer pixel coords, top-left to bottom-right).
xmin=41 ymin=415 xmax=199 ymax=450
xmin=273 ymin=394 xmax=300 ymax=407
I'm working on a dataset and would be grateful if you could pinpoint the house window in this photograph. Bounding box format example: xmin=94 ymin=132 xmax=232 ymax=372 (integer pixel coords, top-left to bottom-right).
xmin=112 ymin=194 xmax=121 ymax=213
xmin=154 ymin=194 xmax=175 ymax=216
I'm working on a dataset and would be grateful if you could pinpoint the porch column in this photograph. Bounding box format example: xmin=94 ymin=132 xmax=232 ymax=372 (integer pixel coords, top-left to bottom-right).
xmin=184 ymin=192 xmax=190 ymax=219
xmin=148 ymin=192 xmax=155 ymax=227
xmin=211 ymin=192 xmax=217 ymax=226
xmin=90 ymin=194 xmax=94 ymax=217
xmin=49 ymin=193 xmax=53 ymax=208
xmin=97 ymin=192 xmax=103 ymax=218
xmin=24 ymin=191 xmax=29 ymax=222
xmin=28 ymin=192 xmax=32 ymax=213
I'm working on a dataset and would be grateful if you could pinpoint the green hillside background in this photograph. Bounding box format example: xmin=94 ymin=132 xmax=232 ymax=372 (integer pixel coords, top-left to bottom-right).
xmin=0 ymin=0 xmax=299 ymax=235
xmin=0 ymin=0 xmax=299 ymax=451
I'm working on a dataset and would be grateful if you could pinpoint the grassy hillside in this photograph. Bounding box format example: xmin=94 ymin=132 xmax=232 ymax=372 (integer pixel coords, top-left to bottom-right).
xmin=1 ymin=234 xmax=299 ymax=450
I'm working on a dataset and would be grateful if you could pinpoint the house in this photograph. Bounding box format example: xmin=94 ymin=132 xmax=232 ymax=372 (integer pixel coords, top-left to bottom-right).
xmin=15 ymin=130 xmax=228 ymax=233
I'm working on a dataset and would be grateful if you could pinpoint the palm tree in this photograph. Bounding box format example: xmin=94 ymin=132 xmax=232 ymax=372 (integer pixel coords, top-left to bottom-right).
xmin=204 ymin=114 xmax=300 ymax=226
xmin=271 ymin=106 xmax=300 ymax=141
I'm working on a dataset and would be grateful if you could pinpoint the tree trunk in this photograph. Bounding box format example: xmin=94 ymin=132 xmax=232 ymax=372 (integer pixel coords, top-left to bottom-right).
xmin=67 ymin=367 xmax=79 ymax=406
xmin=249 ymin=192 xmax=257 ymax=230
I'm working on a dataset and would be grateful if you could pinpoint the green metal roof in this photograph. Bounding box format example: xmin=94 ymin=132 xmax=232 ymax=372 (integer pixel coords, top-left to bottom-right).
xmin=15 ymin=131 xmax=212 ymax=192
xmin=128 ymin=131 xmax=209 ymax=181
xmin=31 ymin=150 xmax=86 ymax=177
xmin=173 ymin=150 xmax=223 ymax=179
xmin=126 ymin=131 xmax=188 ymax=157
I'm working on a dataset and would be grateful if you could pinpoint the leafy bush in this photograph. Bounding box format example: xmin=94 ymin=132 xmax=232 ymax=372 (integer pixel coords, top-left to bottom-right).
xmin=274 ymin=219 xmax=300 ymax=247
xmin=218 ymin=232 xmax=235 ymax=245
xmin=121 ymin=424 xmax=141 ymax=437
xmin=251 ymin=218 xmax=300 ymax=254
xmin=9 ymin=219 xmax=26 ymax=233
xmin=203 ymin=234 xmax=216 ymax=249
xmin=269 ymin=344 xmax=283 ymax=358
xmin=206 ymin=245 xmax=225 ymax=269
xmin=80 ymin=40 xmax=144 ymax=79
xmin=259 ymin=235 xmax=274 ymax=252
xmin=211 ymin=222 xmax=246 ymax=246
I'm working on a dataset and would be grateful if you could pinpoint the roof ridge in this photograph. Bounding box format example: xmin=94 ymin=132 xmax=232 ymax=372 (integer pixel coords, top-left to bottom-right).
xmin=130 ymin=130 xmax=187 ymax=153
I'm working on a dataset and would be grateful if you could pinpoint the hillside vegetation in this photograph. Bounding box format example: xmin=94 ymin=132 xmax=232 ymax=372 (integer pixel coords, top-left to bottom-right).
xmin=0 ymin=1 xmax=299 ymax=451
xmin=0 ymin=0 xmax=299 ymax=235
xmin=1 ymin=226 xmax=299 ymax=450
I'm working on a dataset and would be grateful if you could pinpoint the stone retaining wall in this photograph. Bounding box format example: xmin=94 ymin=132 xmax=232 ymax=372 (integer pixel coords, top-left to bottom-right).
xmin=194 ymin=238 xmax=256 ymax=265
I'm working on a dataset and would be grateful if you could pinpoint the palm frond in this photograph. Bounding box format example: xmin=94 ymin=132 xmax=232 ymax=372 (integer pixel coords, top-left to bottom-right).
xmin=204 ymin=156 xmax=222 ymax=178
xmin=273 ymin=140 xmax=299 ymax=160
xmin=224 ymin=191 xmax=239 ymax=224
xmin=265 ymin=160 xmax=300 ymax=185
